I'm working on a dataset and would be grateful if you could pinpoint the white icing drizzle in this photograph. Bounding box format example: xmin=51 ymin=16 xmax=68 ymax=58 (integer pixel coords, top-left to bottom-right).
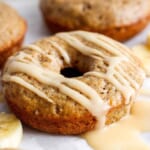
xmin=85 ymin=71 xmax=134 ymax=104
xmin=2 ymin=31 xmax=145 ymax=128
xmin=3 ymin=53 xmax=108 ymax=127
xmin=46 ymin=40 xmax=71 ymax=64
xmin=3 ymin=74 xmax=53 ymax=103
xmin=23 ymin=44 xmax=53 ymax=60
xmin=70 ymin=31 xmax=145 ymax=78
xmin=57 ymin=33 xmax=107 ymax=59
xmin=24 ymin=44 xmax=45 ymax=53
xmin=73 ymin=31 xmax=122 ymax=56
xmin=116 ymin=66 xmax=139 ymax=89
xmin=57 ymin=31 xmax=143 ymax=103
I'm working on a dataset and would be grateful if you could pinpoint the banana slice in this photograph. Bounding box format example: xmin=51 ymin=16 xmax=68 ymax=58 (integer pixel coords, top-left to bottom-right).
xmin=0 ymin=113 xmax=23 ymax=149
xmin=132 ymin=44 xmax=150 ymax=76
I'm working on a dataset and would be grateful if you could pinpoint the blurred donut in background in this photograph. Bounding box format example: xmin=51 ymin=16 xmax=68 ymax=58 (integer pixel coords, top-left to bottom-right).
xmin=40 ymin=0 xmax=150 ymax=41
xmin=0 ymin=2 xmax=27 ymax=68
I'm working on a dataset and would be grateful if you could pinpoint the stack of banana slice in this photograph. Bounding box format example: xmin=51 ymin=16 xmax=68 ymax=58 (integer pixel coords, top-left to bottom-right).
xmin=132 ymin=33 xmax=150 ymax=76
xmin=0 ymin=92 xmax=22 ymax=149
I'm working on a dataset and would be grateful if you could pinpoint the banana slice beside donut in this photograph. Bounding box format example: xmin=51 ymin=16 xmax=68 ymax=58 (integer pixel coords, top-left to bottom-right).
xmin=0 ymin=112 xmax=23 ymax=149
xmin=132 ymin=44 xmax=150 ymax=76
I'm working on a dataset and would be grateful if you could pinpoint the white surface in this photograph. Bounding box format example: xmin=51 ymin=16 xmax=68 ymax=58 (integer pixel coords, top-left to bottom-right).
xmin=1 ymin=0 xmax=150 ymax=149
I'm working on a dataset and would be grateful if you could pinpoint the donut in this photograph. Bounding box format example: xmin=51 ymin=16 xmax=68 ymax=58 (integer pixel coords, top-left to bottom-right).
xmin=0 ymin=2 xmax=26 ymax=68
xmin=2 ymin=31 xmax=145 ymax=135
xmin=40 ymin=0 xmax=150 ymax=41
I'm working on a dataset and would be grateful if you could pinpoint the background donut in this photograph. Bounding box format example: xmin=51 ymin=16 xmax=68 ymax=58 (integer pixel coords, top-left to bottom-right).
xmin=0 ymin=2 xmax=27 ymax=68
xmin=40 ymin=0 xmax=150 ymax=41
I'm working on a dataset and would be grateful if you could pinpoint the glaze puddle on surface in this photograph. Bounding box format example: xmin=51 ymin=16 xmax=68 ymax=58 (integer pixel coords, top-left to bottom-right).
xmin=83 ymin=100 xmax=150 ymax=150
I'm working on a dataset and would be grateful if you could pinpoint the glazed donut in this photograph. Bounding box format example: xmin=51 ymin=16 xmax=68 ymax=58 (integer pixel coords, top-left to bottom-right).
xmin=2 ymin=31 xmax=145 ymax=134
xmin=0 ymin=2 xmax=26 ymax=68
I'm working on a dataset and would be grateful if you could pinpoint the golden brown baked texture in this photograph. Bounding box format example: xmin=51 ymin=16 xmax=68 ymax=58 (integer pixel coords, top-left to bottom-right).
xmin=40 ymin=0 xmax=150 ymax=41
xmin=0 ymin=2 xmax=27 ymax=68
xmin=2 ymin=31 xmax=145 ymax=135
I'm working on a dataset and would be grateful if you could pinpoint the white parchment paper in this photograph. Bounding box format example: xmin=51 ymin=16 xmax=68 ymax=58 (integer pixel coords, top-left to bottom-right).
xmin=1 ymin=0 xmax=150 ymax=149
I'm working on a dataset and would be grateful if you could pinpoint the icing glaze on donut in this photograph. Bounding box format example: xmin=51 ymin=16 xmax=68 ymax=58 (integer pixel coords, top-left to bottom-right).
xmin=2 ymin=31 xmax=145 ymax=127
xmin=46 ymin=40 xmax=71 ymax=64
xmin=57 ymin=31 xmax=144 ymax=103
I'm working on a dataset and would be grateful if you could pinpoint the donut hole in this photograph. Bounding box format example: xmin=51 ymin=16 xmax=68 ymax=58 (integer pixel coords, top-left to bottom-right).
xmin=61 ymin=67 xmax=83 ymax=78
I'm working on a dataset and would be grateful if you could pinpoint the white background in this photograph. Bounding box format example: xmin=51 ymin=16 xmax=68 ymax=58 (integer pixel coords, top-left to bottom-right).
xmin=1 ymin=0 xmax=150 ymax=149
